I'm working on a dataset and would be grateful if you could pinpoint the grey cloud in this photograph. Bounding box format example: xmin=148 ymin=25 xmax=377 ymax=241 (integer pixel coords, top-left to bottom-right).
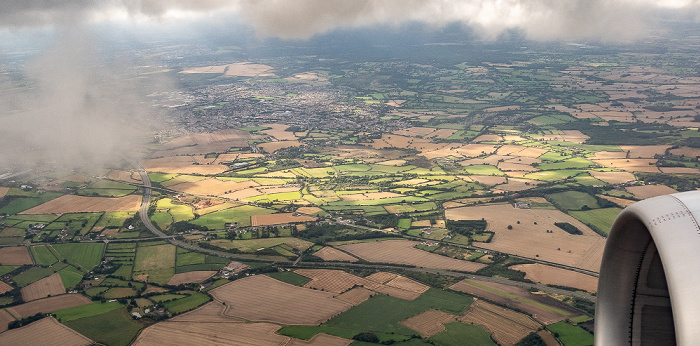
xmin=0 ymin=27 xmax=164 ymax=172
xmin=0 ymin=1 xmax=697 ymax=41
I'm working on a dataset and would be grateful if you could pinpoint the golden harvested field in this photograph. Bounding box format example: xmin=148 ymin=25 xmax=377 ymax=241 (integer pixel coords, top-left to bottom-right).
xmin=295 ymin=269 xmax=380 ymax=293
xmin=0 ymin=281 xmax=13 ymax=295
xmin=0 ymin=309 xmax=14 ymax=333
xmin=393 ymin=127 xmax=437 ymax=137
xmin=251 ymin=213 xmax=317 ymax=226
xmin=338 ymin=240 xmax=487 ymax=272
xmin=510 ymin=264 xmax=598 ymax=293
xmin=339 ymin=192 xmax=404 ymax=201
xmin=496 ymin=145 xmax=528 ymax=156
xmin=296 ymin=206 xmax=323 ymax=215
xmin=541 ymin=130 xmax=589 ymax=143
xmin=156 ymin=129 xmax=252 ymax=156
xmin=428 ymin=129 xmax=458 ymax=139
xmin=0 ymin=246 xmax=33 ymax=265
xmin=454 ymin=144 xmax=498 ymax=157
xmin=143 ymin=156 xmax=228 ymax=175
xmin=21 ymin=195 xmax=141 ymax=215
xmin=670 ymin=146 xmax=700 ymax=158
xmin=472 ymin=134 xmax=503 ymax=142
xmin=589 ymin=170 xmax=636 ymax=184
xmin=459 ymin=300 xmax=541 ymax=346
xmin=335 ymin=287 xmax=375 ymax=305
xmin=597 ymin=194 xmax=636 ymax=207
xmin=296 ymin=269 xmax=429 ymax=301
xmin=6 ymin=294 xmax=92 ymax=318
xmin=660 ymin=166 xmax=700 ymax=174
xmin=223 ymin=188 xmax=262 ymax=200
xmin=619 ymin=145 xmax=670 ymax=158
xmin=196 ymin=202 xmax=238 ymax=215
xmin=449 ymin=280 xmax=576 ymax=325
xmin=412 ymin=220 xmax=431 ymax=227
xmin=180 ymin=65 xmax=228 ymax=74
xmin=170 ymin=301 xmax=244 ymax=323
xmin=167 ymin=271 xmax=217 ymax=286
xmin=261 ymin=123 xmax=299 ymax=141
xmin=209 ymin=275 xmax=352 ymax=325
xmin=446 ymin=204 xmax=605 ymax=272
xmin=225 ymin=62 xmax=275 ymax=76
xmin=107 ymin=170 xmax=142 ymax=184
xmin=470 ymin=175 xmax=507 ymax=186
xmin=400 ymin=309 xmax=457 ymax=337
xmin=0 ymin=186 xmax=9 ymax=198
xmin=592 ymin=158 xmax=659 ymax=172
xmin=313 ymin=247 xmax=359 ymax=262
xmin=21 ymin=273 xmax=65 ymax=302
xmin=169 ymin=178 xmax=259 ymax=196
xmin=626 ymin=184 xmax=678 ymax=200
xmin=132 ymin=322 xmax=289 ymax=346
xmin=494 ymin=178 xmax=542 ymax=192
xmin=0 ymin=317 xmax=92 ymax=346
xmin=258 ymin=140 xmax=303 ymax=153
xmin=384 ymin=275 xmax=430 ymax=294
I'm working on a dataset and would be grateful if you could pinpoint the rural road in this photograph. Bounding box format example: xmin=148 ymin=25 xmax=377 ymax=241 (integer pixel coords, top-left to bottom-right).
xmin=131 ymin=164 xmax=596 ymax=302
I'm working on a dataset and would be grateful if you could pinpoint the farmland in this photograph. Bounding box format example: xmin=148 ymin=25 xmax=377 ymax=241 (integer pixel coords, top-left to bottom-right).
xmin=209 ymin=275 xmax=353 ymax=325
xmin=0 ymin=317 xmax=92 ymax=345
xmin=338 ymin=240 xmax=487 ymax=272
xmin=5 ymin=19 xmax=700 ymax=345
xmin=446 ymin=204 xmax=605 ymax=272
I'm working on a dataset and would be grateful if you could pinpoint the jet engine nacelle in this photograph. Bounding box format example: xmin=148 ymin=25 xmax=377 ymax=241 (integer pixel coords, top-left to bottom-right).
xmin=596 ymin=190 xmax=700 ymax=345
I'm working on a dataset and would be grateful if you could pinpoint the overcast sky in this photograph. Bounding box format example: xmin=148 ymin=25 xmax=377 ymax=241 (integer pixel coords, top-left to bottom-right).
xmin=1 ymin=0 xmax=699 ymax=42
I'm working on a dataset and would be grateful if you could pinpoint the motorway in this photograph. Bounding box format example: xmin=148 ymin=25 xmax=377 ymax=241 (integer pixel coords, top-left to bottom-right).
xmin=131 ymin=164 xmax=596 ymax=302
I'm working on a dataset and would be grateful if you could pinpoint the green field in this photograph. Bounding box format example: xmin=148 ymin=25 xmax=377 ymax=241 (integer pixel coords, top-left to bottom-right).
xmin=547 ymin=191 xmax=600 ymax=211
xmin=429 ymin=322 xmax=496 ymax=346
xmin=325 ymin=289 xmax=473 ymax=335
xmin=149 ymin=294 xmax=187 ymax=303
xmin=13 ymin=263 xmax=68 ymax=287
xmin=156 ymin=198 xmax=195 ymax=222
xmin=52 ymin=243 xmax=104 ymax=272
xmin=53 ymin=301 xmax=124 ymax=322
xmin=246 ymin=191 xmax=302 ymax=202
xmin=0 ymin=266 xmax=18 ymax=276
xmin=397 ymin=218 xmax=412 ymax=229
xmin=58 ymin=265 xmax=85 ymax=289
xmin=65 ymin=308 xmax=144 ymax=346
xmin=569 ymin=208 xmax=622 ymax=235
xmin=266 ymin=271 xmax=312 ymax=286
xmin=176 ymin=250 xmax=207 ymax=267
xmin=0 ymin=192 xmax=63 ymax=215
xmin=95 ymin=211 xmax=135 ymax=228
xmin=463 ymin=165 xmax=505 ymax=176
xmin=537 ymin=157 xmax=596 ymax=170
xmin=547 ymin=321 xmax=594 ymax=346
xmin=31 ymin=245 xmax=59 ymax=266
xmin=525 ymin=170 xmax=584 ymax=182
xmin=163 ymin=293 xmax=211 ymax=314
xmin=278 ymin=325 xmax=410 ymax=343
xmin=133 ymin=243 xmax=175 ymax=285
xmin=191 ymin=205 xmax=274 ymax=229
xmin=147 ymin=172 xmax=178 ymax=183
